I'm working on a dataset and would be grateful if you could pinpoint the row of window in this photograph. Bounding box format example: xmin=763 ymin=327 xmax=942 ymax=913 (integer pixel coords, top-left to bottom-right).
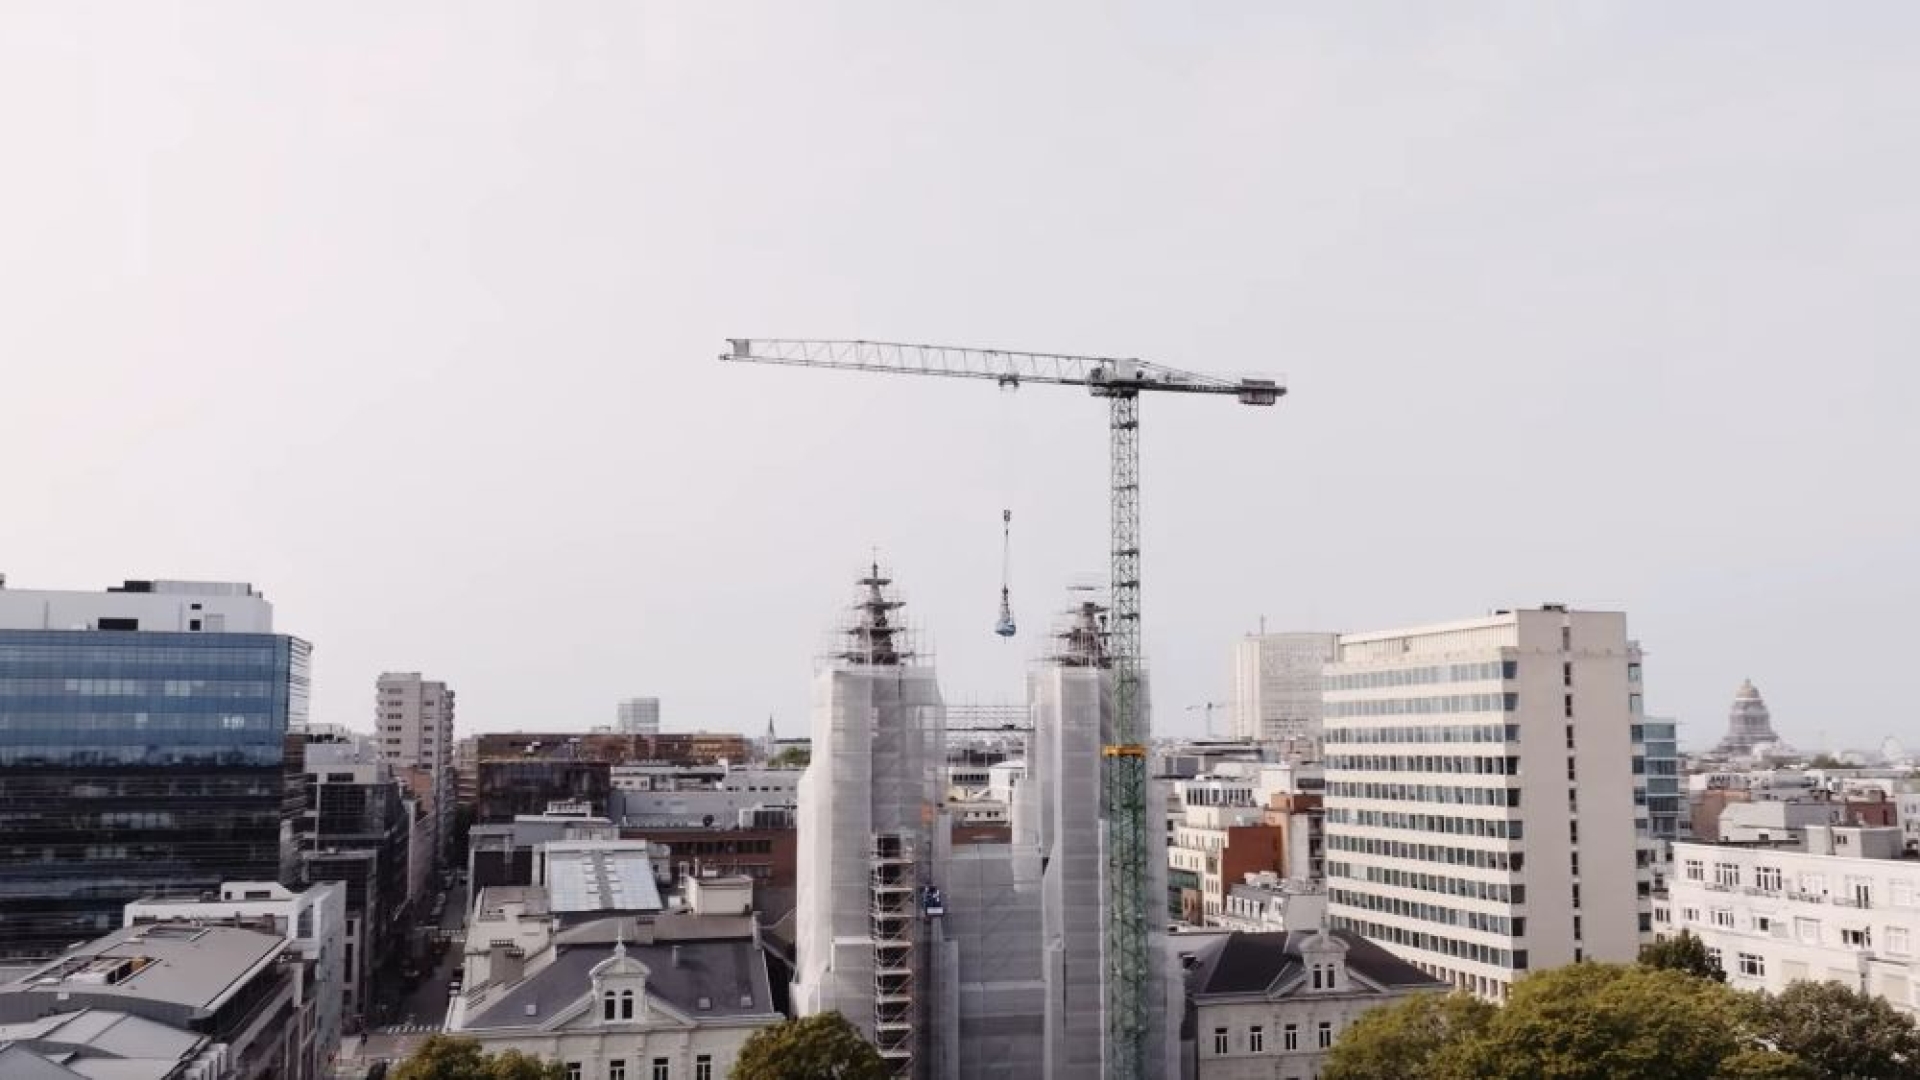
xmin=1328 ymin=864 xmax=1526 ymax=905
xmin=1330 ymin=886 xmax=1520 ymax=935
xmin=0 ymin=642 xmax=287 ymax=666
xmin=1681 ymin=860 xmax=1896 ymax=905
xmin=1328 ymin=834 xmax=1526 ymax=873
xmin=1325 ymin=754 xmax=1520 ymax=777
xmin=1210 ymin=1019 xmax=1335 ymax=1055
xmin=1676 ymin=906 xmax=1907 ymax=953
xmin=1324 ymin=723 xmax=1521 ymax=746
xmin=1326 ymin=693 xmax=1519 ymax=719
xmin=1325 ymin=808 xmax=1523 ymax=840
xmin=1326 ymin=782 xmax=1521 ymax=809
xmin=1333 ymin=914 xmax=1524 ymax=970
xmin=0 ymin=677 xmax=276 ymax=698
xmin=561 ymin=1059 xmax=713 ymax=1080
xmin=1325 ymin=661 xmax=1516 ymax=693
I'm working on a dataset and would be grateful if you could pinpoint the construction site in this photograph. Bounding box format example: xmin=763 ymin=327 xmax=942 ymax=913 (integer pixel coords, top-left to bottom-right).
xmin=736 ymin=341 xmax=1283 ymax=1079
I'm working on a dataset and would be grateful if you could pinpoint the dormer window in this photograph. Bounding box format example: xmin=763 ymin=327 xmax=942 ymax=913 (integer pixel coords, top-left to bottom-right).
xmin=621 ymin=989 xmax=635 ymax=1019
xmin=603 ymin=991 xmax=618 ymax=1020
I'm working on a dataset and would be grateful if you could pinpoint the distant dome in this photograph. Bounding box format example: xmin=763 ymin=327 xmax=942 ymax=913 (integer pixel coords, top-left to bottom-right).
xmin=1714 ymin=679 xmax=1781 ymax=758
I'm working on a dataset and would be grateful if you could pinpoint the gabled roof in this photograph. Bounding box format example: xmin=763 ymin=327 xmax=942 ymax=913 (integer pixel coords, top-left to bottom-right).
xmin=1183 ymin=930 xmax=1447 ymax=998
xmin=463 ymin=938 xmax=775 ymax=1031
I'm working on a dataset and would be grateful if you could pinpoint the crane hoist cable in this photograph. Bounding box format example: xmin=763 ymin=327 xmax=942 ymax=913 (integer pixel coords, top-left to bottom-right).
xmin=995 ymin=509 xmax=1017 ymax=638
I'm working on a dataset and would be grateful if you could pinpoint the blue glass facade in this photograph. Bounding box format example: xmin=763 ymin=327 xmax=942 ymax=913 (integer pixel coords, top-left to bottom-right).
xmin=0 ymin=631 xmax=309 ymax=956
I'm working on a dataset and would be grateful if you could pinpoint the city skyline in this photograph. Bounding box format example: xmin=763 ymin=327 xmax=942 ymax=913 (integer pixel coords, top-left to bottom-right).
xmin=3 ymin=4 xmax=1914 ymax=750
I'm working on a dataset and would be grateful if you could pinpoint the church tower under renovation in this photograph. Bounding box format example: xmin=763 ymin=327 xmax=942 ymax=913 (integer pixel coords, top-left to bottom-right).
xmin=792 ymin=566 xmax=944 ymax=1078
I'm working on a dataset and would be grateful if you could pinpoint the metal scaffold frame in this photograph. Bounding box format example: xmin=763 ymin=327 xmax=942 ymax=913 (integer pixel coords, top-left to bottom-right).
xmin=871 ymin=832 xmax=920 ymax=1075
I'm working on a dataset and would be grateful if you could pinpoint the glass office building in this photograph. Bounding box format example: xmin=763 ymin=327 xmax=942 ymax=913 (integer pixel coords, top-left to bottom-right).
xmin=0 ymin=630 xmax=310 ymax=957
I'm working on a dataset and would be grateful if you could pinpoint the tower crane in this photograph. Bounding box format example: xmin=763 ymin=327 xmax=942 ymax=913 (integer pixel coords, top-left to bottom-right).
xmin=1186 ymin=701 xmax=1234 ymax=739
xmin=719 ymin=338 xmax=1283 ymax=1079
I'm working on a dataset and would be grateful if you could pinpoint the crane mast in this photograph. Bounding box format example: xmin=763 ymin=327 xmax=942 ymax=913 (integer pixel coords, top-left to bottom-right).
xmin=720 ymin=338 xmax=1282 ymax=1078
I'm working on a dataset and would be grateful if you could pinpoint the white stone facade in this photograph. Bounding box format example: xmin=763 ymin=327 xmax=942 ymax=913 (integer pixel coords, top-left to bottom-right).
xmin=1323 ymin=607 xmax=1643 ymax=1000
xmin=1660 ymin=828 xmax=1920 ymax=1013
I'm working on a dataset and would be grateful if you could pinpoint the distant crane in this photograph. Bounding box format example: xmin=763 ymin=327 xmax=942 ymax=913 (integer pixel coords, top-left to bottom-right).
xmin=719 ymin=338 xmax=1283 ymax=1078
xmin=1186 ymin=701 xmax=1233 ymax=739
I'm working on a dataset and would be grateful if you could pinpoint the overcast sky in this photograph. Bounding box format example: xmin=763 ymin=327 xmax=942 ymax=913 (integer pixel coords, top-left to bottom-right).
xmin=3 ymin=3 xmax=1915 ymax=751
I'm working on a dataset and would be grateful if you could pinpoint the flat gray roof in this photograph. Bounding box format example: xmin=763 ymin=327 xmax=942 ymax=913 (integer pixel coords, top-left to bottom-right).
xmin=1 ymin=925 xmax=283 ymax=1013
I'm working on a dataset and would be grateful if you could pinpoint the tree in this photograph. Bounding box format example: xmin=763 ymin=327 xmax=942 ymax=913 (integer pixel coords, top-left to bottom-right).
xmin=1325 ymin=963 xmax=1803 ymax=1080
xmin=731 ymin=1012 xmax=887 ymax=1080
xmin=769 ymin=746 xmax=811 ymax=769
xmin=390 ymin=1036 xmax=565 ymax=1080
xmin=1805 ymin=754 xmax=1848 ymax=770
xmin=1640 ymin=929 xmax=1728 ymax=982
xmin=1447 ymin=964 xmax=1763 ymax=1080
xmin=1754 ymin=980 xmax=1920 ymax=1080
xmin=1324 ymin=992 xmax=1494 ymax=1080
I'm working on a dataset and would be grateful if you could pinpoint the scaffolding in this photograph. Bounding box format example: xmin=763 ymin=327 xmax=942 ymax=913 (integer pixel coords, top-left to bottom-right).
xmin=871 ymin=833 xmax=919 ymax=1075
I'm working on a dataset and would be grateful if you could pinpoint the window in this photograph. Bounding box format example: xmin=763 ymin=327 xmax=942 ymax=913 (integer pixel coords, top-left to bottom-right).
xmin=621 ymin=989 xmax=635 ymax=1019
xmin=603 ymin=992 xmax=617 ymax=1020
xmin=1738 ymin=954 xmax=1765 ymax=977
xmin=1844 ymin=928 xmax=1871 ymax=948
xmin=1795 ymin=917 xmax=1821 ymax=944
xmin=1214 ymin=1027 xmax=1229 ymax=1054
xmin=1684 ymin=859 xmax=1705 ymax=882
xmin=1250 ymin=1024 xmax=1265 ymax=1052
xmin=566 ymin=1067 xmax=582 ymax=1080
xmin=1284 ymin=1023 xmax=1298 ymax=1050
xmin=695 ymin=1058 xmax=711 ymax=1080
xmin=1895 ymin=880 xmax=1915 ymax=908
xmin=1318 ymin=1021 xmax=1334 ymax=1049
xmin=1706 ymin=947 xmax=1724 ymax=970
xmin=1889 ymin=927 xmax=1911 ymax=956
xmin=1753 ymin=915 xmax=1772 ymax=934
xmin=1712 ymin=908 xmax=1734 ymax=929
xmin=1715 ymin=863 xmax=1741 ymax=888
xmin=1755 ymin=866 xmax=1783 ymax=891
xmin=609 ymin=1063 xmax=626 ymax=1080
xmin=650 ymin=1061 xmax=669 ymax=1080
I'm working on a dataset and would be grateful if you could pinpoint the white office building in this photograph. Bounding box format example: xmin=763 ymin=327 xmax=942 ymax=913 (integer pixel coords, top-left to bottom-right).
xmin=1231 ymin=632 xmax=1340 ymax=747
xmin=1660 ymin=826 xmax=1920 ymax=1013
xmin=1323 ymin=606 xmax=1643 ymax=1000
xmin=618 ymin=698 xmax=662 ymax=736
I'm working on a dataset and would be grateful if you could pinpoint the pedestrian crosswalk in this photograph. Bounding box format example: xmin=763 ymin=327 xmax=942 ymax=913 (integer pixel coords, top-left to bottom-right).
xmin=376 ymin=1023 xmax=443 ymax=1035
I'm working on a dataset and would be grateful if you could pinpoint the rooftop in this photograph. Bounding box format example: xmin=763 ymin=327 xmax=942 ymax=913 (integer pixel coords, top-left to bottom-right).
xmin=0 ymin=1009 xmax=207 ymax=1080
xmin=544 ymin=843 xmax=664 ymax=915
xmin=463 ymin=921 xmax=774 ymax=1031
xmin=0 ymin=925 xmax=284 ymax=1014
xmin=1184 ymin=930 xmax=1449 ymax=999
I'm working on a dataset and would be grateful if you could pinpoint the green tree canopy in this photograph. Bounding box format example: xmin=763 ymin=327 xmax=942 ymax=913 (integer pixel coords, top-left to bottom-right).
xmin=768 ymin=746 xmax=811 ymax=769
xmin=1323 ymin=991 xmax=1494 ymax=1080
xmin=1326 ymin=964 xmax=1807 ymax=1080
xmin=731 ymin=1012 xmax=886 ymax=1080
xmin=390 ymin=1036 xmax=565 ymax=1080
xmin=1754 ymin=980 xmax=1920 ymax=1080
xmin=1640 ymin=930 xmax=1728 ymax=982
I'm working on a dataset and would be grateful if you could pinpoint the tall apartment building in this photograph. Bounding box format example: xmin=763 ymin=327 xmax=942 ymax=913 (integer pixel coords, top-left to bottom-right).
xmin=375 ymin=671 xmax=454 ymax=862
xmin=0 ymin=577 xmax=309 ymax=958
xmin=1323 ymin=606 xmax=1642 ymax=1000
xmin=1231 ymin=632 xmax=1339 ymax=747
xmin=616 ymin=696 xmax=661 ymax=735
